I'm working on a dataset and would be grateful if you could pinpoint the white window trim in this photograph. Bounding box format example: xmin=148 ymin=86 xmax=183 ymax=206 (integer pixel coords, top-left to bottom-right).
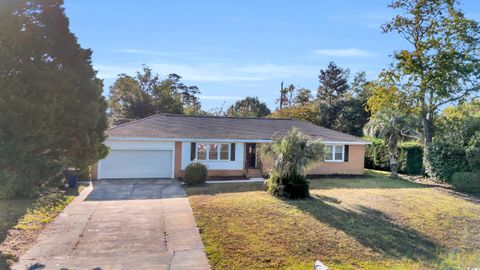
xmin=196 ymin=143 xmax=231 ymax=161
xmin=325 ymin=144 xmax=345 ymax=162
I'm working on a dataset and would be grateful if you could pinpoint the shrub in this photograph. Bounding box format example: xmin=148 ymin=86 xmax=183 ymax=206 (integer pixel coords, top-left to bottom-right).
xmin=364 ymin=138 xmax=423 ymax=175
xmin=0 ymin=159 xmax=64 ymax=199
xmin=364 ymin=137 xmax=390 ymax=171
xmin=398 ymin=142 xmax=423 ymax=175
xmin=466 ymin=132 xmax=480 ymax=172
xmin=427 ymin=140 xmax=470 ymax=182
xmin=451 ymin=172 xmax=480 ymax=194
xmin=268 ymin=174 xmax=310 ymax=199
xmin=184 ymin=162 xmax=208 ymax=186
xmin=259 ymin=128 xmax=324 ymax=199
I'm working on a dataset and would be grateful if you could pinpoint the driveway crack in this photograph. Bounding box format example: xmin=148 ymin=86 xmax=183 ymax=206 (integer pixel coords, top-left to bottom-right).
xmin=69 ymin=201 xmax=100 ymax=257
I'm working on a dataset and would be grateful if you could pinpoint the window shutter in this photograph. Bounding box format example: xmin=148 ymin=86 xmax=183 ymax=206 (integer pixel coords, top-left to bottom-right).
xmin=190 ymin=142 xmax=196 ymax=161
xmin=344 ymin=145 xmax=349 ymax=162
xmin=230 ymin=143 xmax=236 ymax=161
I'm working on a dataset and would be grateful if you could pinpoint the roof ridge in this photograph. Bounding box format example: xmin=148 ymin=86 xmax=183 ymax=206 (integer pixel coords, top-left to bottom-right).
xmin=154 ymin=113 xmax=294 ymax=121
xmin=298 ymin=120 xmax=368 ymax=141
xmin=107 ymin=114 xmax=161 ymax=130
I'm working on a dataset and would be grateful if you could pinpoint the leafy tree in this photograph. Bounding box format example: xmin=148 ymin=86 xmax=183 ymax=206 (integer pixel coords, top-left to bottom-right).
xmin=316 ymin=67 xmax=370 ymax=136
xmin=317 ymin=61 xmax=350 ymax=105
xmin=332 ymin=72 xmax=371 ymax=136
xmin=294 ymin=88 xmax=313 ymax=105
xmin=436 ymin=99 xmax=480 ymax=146
xmin=466 ymin=132 xmax=480 ymax=172
xmin=273 ymin=69 xmax=370 ymax=136
xmin=364 ymin=109 xmax=420 ymax=178
xmin=226 ymin=96 xmax=271 ymax=117
xmin=108 ymin=66 xmax=201 ymax=123
xmin=383 ymin=0 xmax=480 ymax=175
xmin=269 ymin=103 xmax=319 ymax=124
xmin=0 ymin=0 xmax=108 ymax=197
xmin=259 ymin=129 xmax=325 ymax=199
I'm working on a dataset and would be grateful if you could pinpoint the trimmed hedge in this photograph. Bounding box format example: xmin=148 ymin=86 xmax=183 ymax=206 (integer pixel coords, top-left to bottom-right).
xmin=451 ymin=172 xmax=480 ymax=194
xmin=364 ymin=138 xmax=423 ymax=175
xmin=184 ymin=162 xmax=208 ymax=186
xmin=427 ymin=140 xmax=470 ymax=182
xmin=364 ymin=138 xmax=390 ymax=171
xmin=398 ymin=142 xmax=423 ymax=175
xmin=466 ymin=132 xmax=480 ymax=172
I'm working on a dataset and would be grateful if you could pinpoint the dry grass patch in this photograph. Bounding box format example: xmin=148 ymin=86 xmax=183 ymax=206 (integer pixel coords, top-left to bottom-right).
xmin=187 ymin=171 xmax=480 ymax=270
xmin=0 ymin=184 xmax=86 ymax=268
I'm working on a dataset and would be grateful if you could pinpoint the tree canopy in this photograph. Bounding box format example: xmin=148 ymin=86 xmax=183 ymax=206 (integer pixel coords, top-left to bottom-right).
xmin=383 ymin=0 xmax=480 ymax=174
xmin=225 ymin=96 xmax=271 ymax=117
xmin=108 ymin=66 xmax=201 ymax=124
xmin=317 ymin=61 xmax=350 ymax=105
xmin=0 ymin=0 xmax=108 ymax=197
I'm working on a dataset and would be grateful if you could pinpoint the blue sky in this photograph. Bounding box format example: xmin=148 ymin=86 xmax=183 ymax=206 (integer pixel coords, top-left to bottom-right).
xmin=63 ymin=0 xmax=480 ymax=111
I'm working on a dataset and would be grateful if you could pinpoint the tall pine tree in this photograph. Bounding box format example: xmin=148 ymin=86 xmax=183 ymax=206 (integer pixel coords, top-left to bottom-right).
xmin=0 ymin=0 xmax=108 ymax=198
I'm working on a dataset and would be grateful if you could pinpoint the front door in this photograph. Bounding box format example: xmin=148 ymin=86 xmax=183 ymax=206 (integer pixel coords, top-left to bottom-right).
xmin=245 ymin=143 xmax=257 ymax=168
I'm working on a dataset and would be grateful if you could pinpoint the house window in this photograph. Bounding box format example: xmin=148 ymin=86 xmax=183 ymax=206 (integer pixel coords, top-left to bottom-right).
xmin=220 ymin=144 xmax=229 ymax=160
xmin=325 ymin=144 xmax=344 ymax=162
xmin=197 ymin=144 xmax=207 ymax=160
xmin=209 ymin=144 xmax=218 ymax=160
xmin=197 ymin=143 xmax=230 ymax=161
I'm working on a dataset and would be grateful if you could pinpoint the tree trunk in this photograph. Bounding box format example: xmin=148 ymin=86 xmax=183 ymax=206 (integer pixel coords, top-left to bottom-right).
xmin=422 ymin=115 xmax=433 ymax=176
xmin=388 ymin=138 xmax=399 ymax=178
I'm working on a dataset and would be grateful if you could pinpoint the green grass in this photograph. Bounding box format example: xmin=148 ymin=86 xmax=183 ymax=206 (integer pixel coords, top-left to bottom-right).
xmin=0 ymin=185 xmax=85 ymax=268
xmin=187 ymin=170 xmax=480 ymax=270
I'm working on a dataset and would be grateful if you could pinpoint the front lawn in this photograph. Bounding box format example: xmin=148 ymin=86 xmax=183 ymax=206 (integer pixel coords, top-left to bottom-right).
xmin=187 ymin=170 xmax=480 ymax=270
xmin=0 ymin=185 xmax=85 ymax=268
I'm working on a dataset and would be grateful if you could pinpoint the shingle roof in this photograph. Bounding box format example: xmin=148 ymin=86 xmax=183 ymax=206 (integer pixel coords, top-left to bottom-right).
xmin=106 ymin=114 xmax=368 ymax=143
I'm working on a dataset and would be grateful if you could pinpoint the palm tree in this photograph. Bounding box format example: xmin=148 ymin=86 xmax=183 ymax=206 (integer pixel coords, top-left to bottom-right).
xmin=259 ymin=128 xmax=325 ymax=199
xmin=364 ymin=109 xmax=419 ymax=178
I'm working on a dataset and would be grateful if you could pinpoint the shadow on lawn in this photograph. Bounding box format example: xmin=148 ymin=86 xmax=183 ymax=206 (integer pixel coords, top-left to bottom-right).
xmin=287 ymin=195 xmax=441 ymax=262
xmin=0 ymin=199 xmax=33 ymax=270
xmin=187 ymin=177 xmax=429 ymax=196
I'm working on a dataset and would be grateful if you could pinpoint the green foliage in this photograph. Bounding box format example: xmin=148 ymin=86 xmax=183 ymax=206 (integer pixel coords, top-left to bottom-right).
xmin=383 ymin=0 xmax=480 ymax=175
xmin=269 ymin=103 xmax=319 ymax=124
xmin=259 ymin=128 xmax=324 ymax=199
xmin=268 ymin=174 xmax=310 ymax=199
xmin=293 ymin=88 xmax=312 ymax=105
xmin=427 ymin=139 xmax=470 ymax=182
xmin=364 ymin=138 xmax=390 ymax=171
xmin=184 ymin=162 xmax=208 ymax=186
xmin=0 ymin=0 xmax=108 ymax=198
xmin=451 ymin=172 xmax=480 ymax=194
xmin=364 ymin=109 xmax=419 ymax=177
xmin=273 ymin=68 xmax=370 ymax=137
xmin=398 ymin=142 xmax=423 ymax=175
xmin=317 ymin=61 xmax=349 ymax=104
xmin=364 ymin=138 xmax=423 ymax=175
xmin=315 ymin=64 xmax=370 ymax=137
xmin=436 ymin=100 xmax=480 ymax=146
xmin=225 ymin=96 xmax=271 ymax=117
xmin=108 ymin=67 xmax=201 ymax=123
xmin=466 ymin=132 xmax=480 ymax=172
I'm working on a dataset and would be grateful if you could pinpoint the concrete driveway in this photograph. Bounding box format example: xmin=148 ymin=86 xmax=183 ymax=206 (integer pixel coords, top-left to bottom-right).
xmin=13 ymin=179 xmax=210 ymax=270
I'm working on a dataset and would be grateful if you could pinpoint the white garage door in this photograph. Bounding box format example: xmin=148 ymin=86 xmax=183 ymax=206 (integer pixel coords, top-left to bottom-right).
xmin=99 ymin=150 xmax=173 ymax=179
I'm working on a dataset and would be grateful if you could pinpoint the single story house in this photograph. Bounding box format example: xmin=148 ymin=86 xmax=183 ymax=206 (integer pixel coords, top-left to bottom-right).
xmin=94 ymin=114 xmax=370 ymax=179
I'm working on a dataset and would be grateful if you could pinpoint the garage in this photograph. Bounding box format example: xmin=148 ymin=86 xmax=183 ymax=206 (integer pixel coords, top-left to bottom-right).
xmin=99 ymin=150 xmax=173 ymax=179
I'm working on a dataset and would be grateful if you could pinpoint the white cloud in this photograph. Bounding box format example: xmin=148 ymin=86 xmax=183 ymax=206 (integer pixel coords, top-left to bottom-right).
xmin=116 ymin=49 xmax=171 ymax=56
xmin=199 ymin=95 xmax=243 ymax=100
xmin=313 ymin=48 xmax=375 ymax=58
xmin=95 ymin=62 xmax=318 ymax=82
